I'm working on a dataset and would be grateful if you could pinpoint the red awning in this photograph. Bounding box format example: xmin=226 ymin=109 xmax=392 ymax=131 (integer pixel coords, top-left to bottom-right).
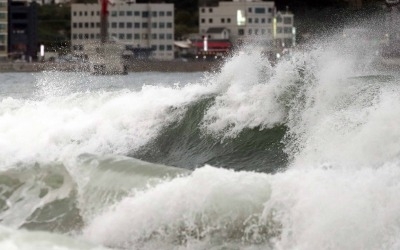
xmin=192 ymin=41 xmax=232 ymax=49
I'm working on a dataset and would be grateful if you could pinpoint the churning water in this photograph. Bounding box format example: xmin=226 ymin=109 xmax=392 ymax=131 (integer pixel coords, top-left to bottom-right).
xmin=1 ymin=37 xmax=400 ymax=250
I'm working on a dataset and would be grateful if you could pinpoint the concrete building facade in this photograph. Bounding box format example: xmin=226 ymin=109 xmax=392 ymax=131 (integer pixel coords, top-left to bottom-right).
xmin=199 ymin=0 xmax=294 ymax=47
xmin=71 ymin=3 xmax=175 ymax=60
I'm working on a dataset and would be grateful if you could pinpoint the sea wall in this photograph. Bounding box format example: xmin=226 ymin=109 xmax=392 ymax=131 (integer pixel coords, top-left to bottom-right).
xmin=0 ymin=60 xmax=223 ymax=73
xmin=0 ymin=57 xmax=399 ymax=73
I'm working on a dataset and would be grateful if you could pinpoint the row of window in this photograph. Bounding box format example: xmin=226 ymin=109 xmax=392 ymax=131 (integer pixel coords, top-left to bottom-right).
xmin=238 ymin=28 xmax=271 ymax=36
xmin=151 ymin=44 xmax=173 ymax=51
xmin=201 ymin=17 xmax=291 ymax=25
xmin=201 ymin=7 xmax=273 ymax=14
xmin=73 ymin=10 xmax=173 ymax=18
xmin=73 ymin=22 xmax=173 ymax=29
xmin=201 ymin=17 xmax=272 ymax=24
xmin=237 ymin=27 xmax=292 ymax=36
xmin=72 ymin=33 xmax=173 ymax=40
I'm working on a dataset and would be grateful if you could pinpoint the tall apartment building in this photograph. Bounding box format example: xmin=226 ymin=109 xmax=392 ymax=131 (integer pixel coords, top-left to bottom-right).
xmin=0 ymin=0 xmax=6 ymax=60
xmin=8 ymin=0 xmax=38 ymax=61
xmin=71 ymin=3 xmax=175 ymax=60
xmin=199 ymin=0 xmax=294 ymax=47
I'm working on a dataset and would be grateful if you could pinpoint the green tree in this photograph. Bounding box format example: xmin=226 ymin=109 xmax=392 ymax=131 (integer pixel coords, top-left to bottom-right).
xmin=38 ymin=4 xmax=71 ymax=53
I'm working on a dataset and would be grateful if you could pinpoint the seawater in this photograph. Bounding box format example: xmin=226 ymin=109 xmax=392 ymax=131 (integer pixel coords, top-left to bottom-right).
xmin=1 ymin=38 xmax=400 ymax=250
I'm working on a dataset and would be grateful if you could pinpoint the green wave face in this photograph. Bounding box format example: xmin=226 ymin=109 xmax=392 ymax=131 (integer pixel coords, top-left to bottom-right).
xmin=132 ymin=97 xmax=288 ymax=173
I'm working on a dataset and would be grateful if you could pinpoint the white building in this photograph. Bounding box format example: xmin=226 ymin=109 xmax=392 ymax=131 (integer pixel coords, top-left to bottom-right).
xmin=199 ymin=0 xmax=294 ymax=47
xmin=71 ymin=3 xmax=174 ymax=60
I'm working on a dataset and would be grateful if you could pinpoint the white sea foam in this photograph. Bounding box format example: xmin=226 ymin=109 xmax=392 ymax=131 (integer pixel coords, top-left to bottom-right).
xmin=0 ymin=74 xmax=212 ymax=168
xmin=83 ymin=163 xmax=400 ymax=250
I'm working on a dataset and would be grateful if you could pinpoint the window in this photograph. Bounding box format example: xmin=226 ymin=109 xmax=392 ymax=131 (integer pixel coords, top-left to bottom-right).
xmin=152 ymin=45 xmax=157 ymax=50
xmin=255 ymin=7 xmax=265 ymax=14
xmin=119 ymin=11 xmax=124 ymax=16
xmin=127 ymin=11 xmax=132 ymax=16
xmin=277 ymin=16 xmax=282 ymax=23
xmin=262 ymin=29 xmax=266 ymax=35
xmin=255 ymin=18 xmax=259 ymax=23
xmin=209 ymin=18 xmax=213 ymax=23
xmin=96 ymin=22 xmax=100 ymax=28
xmin=84 ymin=23 xmax=89 ymax=28
xmin=78 ymin=23 xmax=82 ymax=28
xmin=237 ymin=10 xmax=245 ymax=26
xmin=201 ymin=8 xmax=205 ymax=13
xmin=201 ymin=18 xmax=205 ymax=23
xmin=142 ymin=11 xmax=149 ymax=18
xmin=73 ymin=23 xmax=77 ymax=28
xmin=127 ymin=33 xmax=132 ymax=39
xmin=248 ymin=29 xmax=252 ymax=35
xmin=134 ymin=11 xmax=140 ymax=16
xmin=268 ymin=8 xmax=272 ymax=13
xmin=248 ymin=7 xmax=252 ymax=13
xmin=73 ymin=34 xmax=77 ymax=39
xmin=277 ymin=27 xmax=282 ymax=33
xmin=166 ymin=11 xmax=172 ymax=16
xmin=119 ymin=22 xmax=125 ymax=28
xmin=152 ymin=11 xmax=157 ymax=17
xmin=142 ymin=34 xmax=148 ymax=39
xmin=134 ymin=33 xmax=140 ymax=39
xmin=159 ymin=11 xmax=165 ymax=16
xmin=284 ymin=27 xmax=292 ymax=34
xmin=78 ymin=34 xmax=83 ymax=39
xmin=134 ymin=23 xmax=140 ymax=28
xmin=159 ymin=33 xmax=165 ymax=39
xmin=90 ymin=34 xmax=94 ymax=39
xmin=127 ymin=22 xmax=132 ymax=28
xmin=284 ymin=17 xmax=292 ymax=24
xmin=166 ymin=33 xmax=172 ymax=40
xmin=238 ymin=29 xmax=244 ymax=35
xmin=91 ymin=11 xmax=94 ymax=16
xmin=84 ymin=11 xmax=87 ymax=16
xmin=159 ymin=45 xmax=165 ymax=51
xmin=73 ymin=11 xmax=76 ymax=16
xmin=142 ymin=22 xmax=148 ymax=28
xmin=261 ymin=18 xmax=265 ymax=23
xmin=248 ymin=18 xmax=252 ymax=23
xmin=152 ymin=22 xmax=157 ymax=28
xmin=84 ymin=34 xmax=89 ymax=39
xmin=97 ymin=11 xmax=100 ymax=16
xmin=119 ymin=33 xmax=125 ymax=39
xmin=268 ymin=18 xmax=272 ymax=23
xmin=152 ymin=33 xmax=157 ymax=39
xmin=79 ymin=11 xmax=82 ymax=16
xmin=209 ymin=8 xmax=213 ymax=13
xmin=96 ymin=33 xmax=100 ymax=39
xmin=227 ymin=18 xmax=231 ymax=23
xmin=111 ymin=22 xmax=117 ymax=28
xmin=90 ymin=22 xmax=94 ymax=28
xmin=255 ymin=29 xmax=258 ymax=35
xmin=159 ymin=22 xmax=165 ymax=28
xmin=221 ymin=18 xmax=225 ymax=23
xmin=167 ymin=45 xmax=172 ymax=51
xmin=111 ymin=11 xmax=117 ymax=17
xmin=166 ymin=22 xmax=172 ymax=28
